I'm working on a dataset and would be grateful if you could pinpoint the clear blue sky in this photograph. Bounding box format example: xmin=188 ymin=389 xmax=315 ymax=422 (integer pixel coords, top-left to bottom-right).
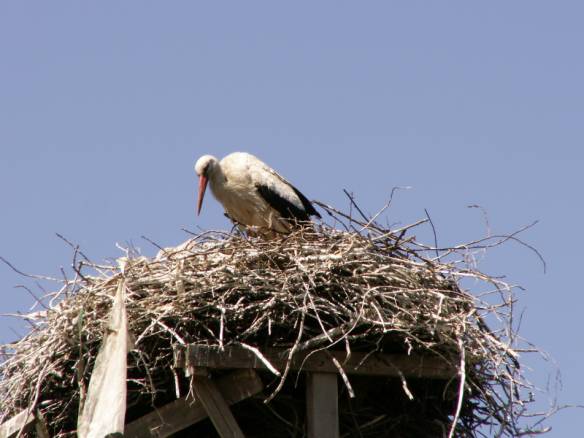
xmin=1 ymin=2 xmax=582 ymax=435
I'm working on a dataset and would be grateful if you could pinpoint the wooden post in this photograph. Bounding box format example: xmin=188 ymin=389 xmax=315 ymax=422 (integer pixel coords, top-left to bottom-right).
xmin=306 ymin=373 xmax=339 ymax=438
xmin=191 ymin=367 xmax=245 ymax=438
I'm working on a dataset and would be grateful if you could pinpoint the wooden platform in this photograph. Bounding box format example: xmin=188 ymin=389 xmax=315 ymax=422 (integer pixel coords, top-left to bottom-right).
xmin=1 ymin=345 xmax=456 ymax=438
xmin=173 ymin=344 xmax=456 ymax=438
xmin=174 ymin=344 xmax=456 ymax=379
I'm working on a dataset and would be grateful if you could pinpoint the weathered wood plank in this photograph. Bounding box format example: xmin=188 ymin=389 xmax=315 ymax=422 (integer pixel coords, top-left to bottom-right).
xmin=0 ymin=410 xmax=35 ymax=438
xmin=176 ymin=345 xmax=455 ymax=379
xmin=191 ymin=367 xmax=245 ymax=438
xmin=78 ymin=280 xmax=129 ymax=438
xmin=306 ymin=373 xmax=339 ymax=438
xmin=125 ymin=369 xmax=262 ymax=438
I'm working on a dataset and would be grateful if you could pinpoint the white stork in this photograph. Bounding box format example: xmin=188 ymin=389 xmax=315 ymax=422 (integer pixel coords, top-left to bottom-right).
xmin=194 ymin=152 xmax=321 ymax=233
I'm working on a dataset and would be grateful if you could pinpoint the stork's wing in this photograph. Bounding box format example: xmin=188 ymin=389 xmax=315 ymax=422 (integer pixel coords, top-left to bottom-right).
xmin=255 ymin=167 xmax=321 ymax=222
xmin=288 ymin=184 xmax=321 ymax=218
xmin=256 ymin=184 xmax=311 ymax=222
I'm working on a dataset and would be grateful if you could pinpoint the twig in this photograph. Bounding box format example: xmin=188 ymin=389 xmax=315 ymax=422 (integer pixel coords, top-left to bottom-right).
xmin=448 ymin=337 xmax=467 ymax=438
xmin=14 ymin=285 xmax=49 ymax=311
xmin=343 ymin=189 xmax=369 ymax=224
xmin=265 ymin=294 xmax=307 ymax=403
xmin=239 ymin=343 xmax=281 ymax=377
xmin=424 ymin=208 xmax=440 ymax=260
xmin=0 ymin=257 xmax=59 ymax=281
xmin=329 ymin=353 xmax=355 ymax=398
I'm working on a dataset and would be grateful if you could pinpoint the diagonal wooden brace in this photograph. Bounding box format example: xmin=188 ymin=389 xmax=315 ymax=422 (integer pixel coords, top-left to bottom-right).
xmin=191 ymin=367 xmax=245 ymax=438
xmin=125 ymin=369 xmax=262 ymax=437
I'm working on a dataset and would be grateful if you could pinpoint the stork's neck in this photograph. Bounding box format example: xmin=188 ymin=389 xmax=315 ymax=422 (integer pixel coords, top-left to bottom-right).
xmin=207 ymin=162 xmax=226 ymax=188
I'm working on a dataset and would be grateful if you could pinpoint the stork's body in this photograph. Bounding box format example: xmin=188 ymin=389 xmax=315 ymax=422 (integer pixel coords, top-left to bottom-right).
xmin=195 ymin=152 xmax=320 ymax=233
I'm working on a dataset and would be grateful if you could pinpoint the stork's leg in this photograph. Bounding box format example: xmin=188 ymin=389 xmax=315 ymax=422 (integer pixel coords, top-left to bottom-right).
xmin=222 ymin=212 xmax=281 ymax=239
xmin=223 ymin=213 xmax=250 ymax=237
xmin=223 ymin=213 xmax=241 ymax=236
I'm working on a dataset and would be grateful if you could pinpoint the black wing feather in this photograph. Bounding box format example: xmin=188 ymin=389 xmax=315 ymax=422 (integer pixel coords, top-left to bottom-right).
xmin=289 ymin=185 xmax=321 ymax=218
xmin=256 ymin=184 xmax=319 ymax=222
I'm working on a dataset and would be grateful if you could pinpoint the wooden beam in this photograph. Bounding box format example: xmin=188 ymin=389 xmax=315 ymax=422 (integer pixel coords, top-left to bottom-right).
xmin=125 ymin=369 xmax=262 ymax=437
xmin=306 ymin=373 xmax=339 ymax=438
xmin=0 ymin=410 xmax=35 ymax=438
xmin=175 ymin=345 xmax=455 ymax=379
xmin=191 ymin=367 xmax=245 ymax=438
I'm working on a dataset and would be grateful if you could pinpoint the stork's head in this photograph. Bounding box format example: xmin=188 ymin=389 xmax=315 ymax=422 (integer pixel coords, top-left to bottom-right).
xmin=194 ymin=155 xmax=219 ymax=216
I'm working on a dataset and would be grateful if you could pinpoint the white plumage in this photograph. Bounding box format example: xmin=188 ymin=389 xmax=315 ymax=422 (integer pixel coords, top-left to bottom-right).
xmin=195 ymin=152 xmax=320 ymax=233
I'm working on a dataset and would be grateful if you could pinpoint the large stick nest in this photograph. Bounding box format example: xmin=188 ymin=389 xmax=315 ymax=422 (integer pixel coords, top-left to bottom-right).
xmin=0 ymin=202 xmax=548 ymax=437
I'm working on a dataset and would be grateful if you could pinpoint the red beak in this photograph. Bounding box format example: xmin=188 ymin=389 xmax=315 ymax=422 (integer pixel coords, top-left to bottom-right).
xmin=197 ymin=175 xmax=208 ymax=216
